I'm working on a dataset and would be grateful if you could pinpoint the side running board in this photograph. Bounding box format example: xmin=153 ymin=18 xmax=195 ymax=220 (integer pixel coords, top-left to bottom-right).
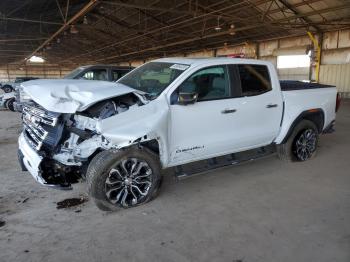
xmin=173 ymin=145 xmax=276 ymax=181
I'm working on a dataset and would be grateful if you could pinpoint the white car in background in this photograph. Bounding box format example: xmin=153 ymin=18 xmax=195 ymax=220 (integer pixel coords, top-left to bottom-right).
xmin=1 ymin=77 xmax=39 ymax=93
xmin=0 ymin=91 xmax=16 ymax=111
xmin=17 ymin=58 xmax=340 ymax=211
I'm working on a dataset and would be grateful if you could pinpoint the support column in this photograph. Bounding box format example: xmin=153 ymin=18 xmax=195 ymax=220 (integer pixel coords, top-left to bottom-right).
xmin=307 ymin=31 xmax=322 ymax=83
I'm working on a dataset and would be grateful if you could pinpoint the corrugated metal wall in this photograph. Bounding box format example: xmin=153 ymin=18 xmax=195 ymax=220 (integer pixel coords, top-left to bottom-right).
xmin=278 ymin=67 xmax=310 ymax=81
xmin=320 ymin=64 xmax=350 ymax=97
xmin=1 ymin=29 xmax=349 ymax=95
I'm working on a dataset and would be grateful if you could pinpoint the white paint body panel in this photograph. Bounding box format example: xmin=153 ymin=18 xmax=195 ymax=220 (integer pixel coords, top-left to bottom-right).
xmin=274 ymin=88 xmax=337 ymax=143
xmin=168 ymin=91 xmax=283 ymax=166
xmin=19 ymin=58 xmax=337 ymax=170
xmin=18 ymin=133 xmax=45 ymax=184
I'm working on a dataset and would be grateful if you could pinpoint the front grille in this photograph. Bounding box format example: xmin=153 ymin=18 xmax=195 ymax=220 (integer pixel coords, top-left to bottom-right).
xmin=22 ymin=104 xmax=61 ymax=151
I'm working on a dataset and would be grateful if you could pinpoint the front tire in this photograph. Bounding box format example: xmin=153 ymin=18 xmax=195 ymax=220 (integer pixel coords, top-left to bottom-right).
xmin=3 ymin=85 xmax=13 ymax=93
xmin=86 ymin=148 xmax=162 ymax=211
xmin=277 ymin=120 xmax=319 ymax=161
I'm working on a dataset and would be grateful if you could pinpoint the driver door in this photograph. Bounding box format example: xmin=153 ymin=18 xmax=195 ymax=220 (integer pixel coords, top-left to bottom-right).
xmin=168 ymin=65 xmax=238 ymax=165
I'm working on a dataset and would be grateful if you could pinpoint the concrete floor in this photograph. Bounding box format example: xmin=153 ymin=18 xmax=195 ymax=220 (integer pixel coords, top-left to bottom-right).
xmin=0 ymin=100 xmax=349 ymax=262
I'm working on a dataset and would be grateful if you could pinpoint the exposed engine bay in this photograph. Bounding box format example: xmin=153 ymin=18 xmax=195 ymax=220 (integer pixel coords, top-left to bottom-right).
xmin=21 ymin=93 xmax=143 ymax=187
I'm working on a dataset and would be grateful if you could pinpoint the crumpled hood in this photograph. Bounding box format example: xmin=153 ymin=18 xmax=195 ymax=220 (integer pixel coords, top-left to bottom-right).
xmin=22 ymin=79 xmax=137 ymax=113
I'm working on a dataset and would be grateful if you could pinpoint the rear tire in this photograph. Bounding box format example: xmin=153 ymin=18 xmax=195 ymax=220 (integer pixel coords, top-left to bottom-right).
xmin=277 ymin=119 xmax=319 ymax=162
xmin=86 ymin=148 xmax=162 ymax=211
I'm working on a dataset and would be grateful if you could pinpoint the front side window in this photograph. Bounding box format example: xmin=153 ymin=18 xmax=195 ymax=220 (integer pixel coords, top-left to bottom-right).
xmin=82 ymin=69 xmax=108 ymax=81
xmin=238 ymin=65 xmax=271 ymax=96
xmin=178 ymin=65 xmax=230 ymax=101
xmin=118 ymin=62 xmax=188 ymax=98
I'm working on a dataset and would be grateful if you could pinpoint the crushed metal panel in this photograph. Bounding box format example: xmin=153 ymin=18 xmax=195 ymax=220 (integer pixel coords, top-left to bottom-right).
xmin=97 ymin=97 xmax=170 ymax=166
xmin=22 ymin=80 xmax=137 ymax=113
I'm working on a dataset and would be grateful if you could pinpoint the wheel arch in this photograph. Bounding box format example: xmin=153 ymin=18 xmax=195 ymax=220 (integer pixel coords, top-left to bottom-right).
xmin=280 ymin=108 xmax=324 ymax=144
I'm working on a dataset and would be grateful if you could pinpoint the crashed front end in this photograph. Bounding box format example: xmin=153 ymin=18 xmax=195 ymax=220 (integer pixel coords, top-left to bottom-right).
xmin=18 ymin=93 xmax=143 ymax=189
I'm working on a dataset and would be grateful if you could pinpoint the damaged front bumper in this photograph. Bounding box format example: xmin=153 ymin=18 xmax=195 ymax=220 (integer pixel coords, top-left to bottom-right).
xmin=18 ymin=133 xmax=72 ymax=190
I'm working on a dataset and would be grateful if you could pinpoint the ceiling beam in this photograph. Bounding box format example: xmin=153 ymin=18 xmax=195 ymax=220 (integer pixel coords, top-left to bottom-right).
xmin=93 ymin=2 xmax=350 ymax=62
xmin=24 ymin=0 xmax=100 ymax=61
xmin=0 ymin=38 xmax=47 ymax=42
xmin=0 ymin=16 xmax=63 ymax=25
xmin=277 ymin=0 xmax=321 ymax=32
xmin=101 ymin=1 xmax=193 ymax=15
xmin=60 ymin=0 xmax=265 ymax=62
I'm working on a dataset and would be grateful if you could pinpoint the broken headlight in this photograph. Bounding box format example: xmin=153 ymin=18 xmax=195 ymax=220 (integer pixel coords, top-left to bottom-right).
xmin=19 ymin=89 xmax=31 ymax=103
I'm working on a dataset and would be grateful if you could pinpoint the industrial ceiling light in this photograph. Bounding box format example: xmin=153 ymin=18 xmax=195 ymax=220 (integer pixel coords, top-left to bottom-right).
xmin=229 ymin=24 xmax=236 ymax=35
xmin=99 ymin=5 xmax=105 ymax=13
xmin=83 ymin=16 xmax=88 ymax=25
xmin=215 ymin=16 xmax=222 ymax=31
xmin=28 ymin=55 xmax=45 ymax=63
xmin=70 ymin=25 xmax=79 ymax=34
xmin=56 ymin=38 xmax=61 ymax=44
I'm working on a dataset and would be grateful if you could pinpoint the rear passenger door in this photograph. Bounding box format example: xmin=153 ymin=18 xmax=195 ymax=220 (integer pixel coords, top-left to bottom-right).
xmin=232 ymin=64 xmax=283 ymax=148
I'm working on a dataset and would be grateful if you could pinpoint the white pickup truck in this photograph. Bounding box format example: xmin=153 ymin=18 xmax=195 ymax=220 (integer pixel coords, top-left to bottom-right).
xmin=18 ymin=58 xmax=340 ymax=211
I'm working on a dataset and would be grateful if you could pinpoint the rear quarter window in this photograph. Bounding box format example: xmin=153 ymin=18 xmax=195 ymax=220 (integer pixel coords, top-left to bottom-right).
xmin=238 ymin=64 xmax=272 ymax=96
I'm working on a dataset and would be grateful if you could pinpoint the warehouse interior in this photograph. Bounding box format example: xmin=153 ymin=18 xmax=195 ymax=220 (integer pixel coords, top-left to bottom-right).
xmin=0 ymin=1 xmax=350 ymax=261
xmin=1 ymin=0 xmax=350 ymax=95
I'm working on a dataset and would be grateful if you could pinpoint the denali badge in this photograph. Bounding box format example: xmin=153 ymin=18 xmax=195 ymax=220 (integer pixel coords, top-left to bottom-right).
xmin=176 ymin=146 xmax=204 ymax=154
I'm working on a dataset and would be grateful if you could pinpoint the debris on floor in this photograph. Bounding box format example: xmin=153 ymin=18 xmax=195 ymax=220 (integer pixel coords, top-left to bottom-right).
xmin=17 ymin=197 xmax=29 ymax=204
xmin=56 ymin=197 xmax=88 ymax=209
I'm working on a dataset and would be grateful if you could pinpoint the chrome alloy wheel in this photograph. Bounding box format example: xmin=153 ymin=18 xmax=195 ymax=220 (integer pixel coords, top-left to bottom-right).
xmin=105 ymin=158 xmax=153 ymax=207
xmin=294 ymin=129 xmax=317 ymax=161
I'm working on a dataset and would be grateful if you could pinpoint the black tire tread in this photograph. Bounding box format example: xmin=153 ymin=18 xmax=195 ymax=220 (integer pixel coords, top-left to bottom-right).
xmin=86 ymin=147 xmax=162 ymax=211
xmin=277 ymin=119 xmax=318 ymax=162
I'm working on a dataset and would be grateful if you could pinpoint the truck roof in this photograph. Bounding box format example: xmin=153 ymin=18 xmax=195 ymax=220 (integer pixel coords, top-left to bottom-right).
xmin=154 ymin=57 xmax=273 ymax=67
xmin=78 ymin=64 xmax=134 ymax=70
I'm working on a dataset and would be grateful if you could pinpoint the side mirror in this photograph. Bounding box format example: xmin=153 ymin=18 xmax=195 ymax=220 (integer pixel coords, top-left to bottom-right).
xmin=178 ymin=92 xmax=198 ymax=105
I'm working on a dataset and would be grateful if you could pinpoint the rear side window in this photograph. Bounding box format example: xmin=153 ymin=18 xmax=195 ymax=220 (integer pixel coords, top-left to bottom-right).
xmin=238 ymin=65 xmax=271 ymax=96
xmin=82 ymin=69 xmax=108 ymax=81
xmin=112 ymin=70 xmax=129 ymax=81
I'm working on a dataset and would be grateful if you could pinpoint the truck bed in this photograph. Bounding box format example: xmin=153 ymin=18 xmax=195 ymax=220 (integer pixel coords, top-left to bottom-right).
xmin=275 ymin=83 xmax=337 ymax=144
xmin=280 ymin=80 xmax=335 ymax=91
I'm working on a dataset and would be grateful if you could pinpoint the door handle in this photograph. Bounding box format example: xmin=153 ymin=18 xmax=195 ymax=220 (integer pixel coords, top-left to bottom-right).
xmin=266 ymin=104 xmax=278 ymax=108
xmin=221 ymin=109 xmax=237 ymax=114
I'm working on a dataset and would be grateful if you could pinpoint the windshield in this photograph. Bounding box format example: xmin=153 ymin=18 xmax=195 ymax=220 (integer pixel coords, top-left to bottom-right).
xmin=63 ymin=67 xmax=85 ymax=79
xmin=118 ymin=62 xmax=189 ymax=98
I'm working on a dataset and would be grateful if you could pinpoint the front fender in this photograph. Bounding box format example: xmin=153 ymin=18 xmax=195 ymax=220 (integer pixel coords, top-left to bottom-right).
xmin=96 ymin=97 xmax=170 ymax=166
